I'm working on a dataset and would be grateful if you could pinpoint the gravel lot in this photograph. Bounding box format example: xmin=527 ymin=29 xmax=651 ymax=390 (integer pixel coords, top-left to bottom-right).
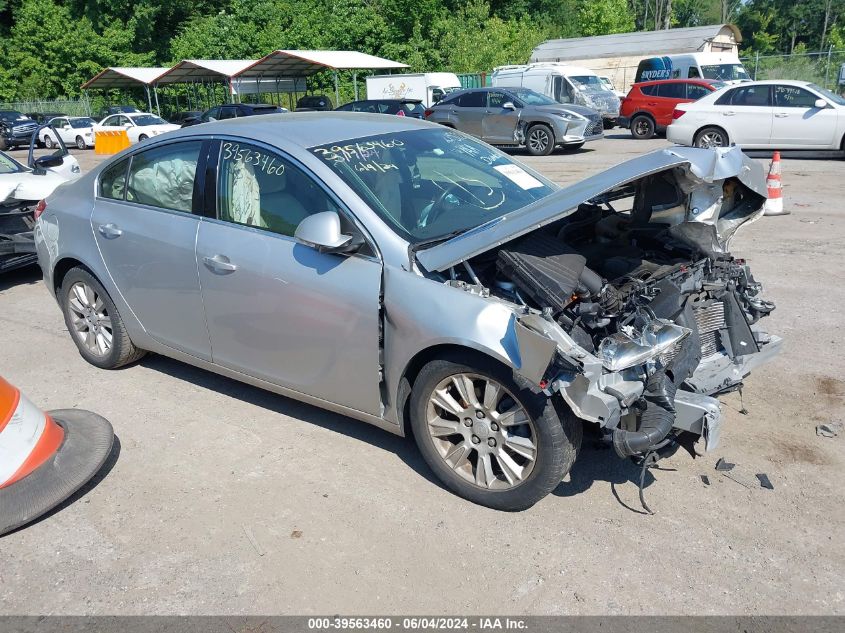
xmin=1 ymin=135 xmax=843 ymax=615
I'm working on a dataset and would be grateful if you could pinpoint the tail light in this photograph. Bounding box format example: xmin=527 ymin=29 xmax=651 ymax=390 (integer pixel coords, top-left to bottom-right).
xmin=424 ymin=109 xmax=434 ymax=118
xmin=672 ymin=109 xmax=686 ymax=120
xmin=33 ymin=199 xmax=47 ymax=220
xmin=396 ymin=110 xmax=406 ymax=117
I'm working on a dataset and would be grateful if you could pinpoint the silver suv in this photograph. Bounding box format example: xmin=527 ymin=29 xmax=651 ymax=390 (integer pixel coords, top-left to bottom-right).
xmin=426 ymin=87 xmax=603 ymax=156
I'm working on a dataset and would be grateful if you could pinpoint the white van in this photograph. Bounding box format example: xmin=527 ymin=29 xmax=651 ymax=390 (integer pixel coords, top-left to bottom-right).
xmin=635 ymin=53 xmax=750 ymax=84
xmin=491 ymin=63 xmax=619 ymax=127
xmin=365 ymin=73 xmax=463 ymax=108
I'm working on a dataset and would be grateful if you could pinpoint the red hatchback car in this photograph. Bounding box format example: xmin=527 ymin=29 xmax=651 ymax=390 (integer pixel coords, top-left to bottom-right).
xmin=619 ymin=79 xmax=726 ymax=139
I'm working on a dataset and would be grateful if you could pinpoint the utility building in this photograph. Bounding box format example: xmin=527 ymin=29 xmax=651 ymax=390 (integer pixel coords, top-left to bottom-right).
xmin=530 ymin=24 xmax=742 ymax=92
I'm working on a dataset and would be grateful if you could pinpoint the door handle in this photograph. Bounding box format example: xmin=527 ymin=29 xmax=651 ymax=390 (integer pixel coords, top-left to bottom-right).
xmin=722 ymin=111 xmax=736 ymax=116
xmin=774 ymin=112 xmax=789 ymax=118
xmin=203 ymin=254 xmax=237 ymax=273
xmin=646 ymin=102 xmax=658 ymax=106
xmin=97 ymin=223 xmax=122 ymax=238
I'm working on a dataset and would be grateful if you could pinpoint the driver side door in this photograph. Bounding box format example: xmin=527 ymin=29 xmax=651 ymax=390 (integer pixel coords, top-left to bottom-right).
xmin=195 ymin=139 xmax=383 ymax=415
xmin=482 ymin=91 xmax=519 ymax=143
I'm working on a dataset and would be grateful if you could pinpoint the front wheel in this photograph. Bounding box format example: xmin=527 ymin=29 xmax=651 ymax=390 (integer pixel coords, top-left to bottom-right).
xmin=44 ymin=135 xmax=54 ymax=149
xmin=138 ymin=134 xmax=148 ymax=142
xmin=694 ymin=126 xmax=729 ymax=149
xmin=61 ymin=267 xmax=146 ymax=369
xmin=526 ymin=124 xmax=555 ymax=156
xmin=410 ymin=355 xmax=580 ymax=510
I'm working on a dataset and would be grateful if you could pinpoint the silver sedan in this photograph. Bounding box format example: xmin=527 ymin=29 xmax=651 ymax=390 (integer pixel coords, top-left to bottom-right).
xmin=35 ymin=113 xmax=779 ymax=510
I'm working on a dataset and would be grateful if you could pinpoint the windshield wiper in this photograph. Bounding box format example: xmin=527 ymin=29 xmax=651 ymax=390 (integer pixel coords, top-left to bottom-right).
xmin=410 ymin=228 xmax=470 ymax=252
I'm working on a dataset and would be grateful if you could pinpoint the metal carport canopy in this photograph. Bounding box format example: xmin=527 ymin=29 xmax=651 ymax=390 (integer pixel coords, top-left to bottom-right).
xmin=81 ymin=67 xmax=171 ymax=114
xmin=153 ymin=59 xmax=256 ymax=84
xmin=81 ymin=67 xmax=170 ymax=89
xmin=235 ymin=50 xmax=408 ymax=103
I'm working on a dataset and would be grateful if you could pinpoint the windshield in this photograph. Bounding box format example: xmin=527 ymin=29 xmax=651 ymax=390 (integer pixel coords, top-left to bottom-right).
xmin=131 ymin=115 xmax=167 ymax=126
xmin=570 ymin=75 xmax=605 ymax=91
xmin=507 ymin=89 xmax=557 ymax=106
xmin=0 ymin=151 xmax=24 ymax=174
xmin=701 ymin=64 xmax=749 ymax=81
xmin=70 ymin=118 xmax=95 ymax=128
xmin=0 ymin=111 xmax=27 ymax=122
xmin=809 ymin=83 xmax=845 ymax=106
xmin=309 ymin=128 xmax=555 ymax=245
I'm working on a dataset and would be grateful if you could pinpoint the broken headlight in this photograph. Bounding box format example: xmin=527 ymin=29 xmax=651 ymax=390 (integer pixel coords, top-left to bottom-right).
xmin=598 ymin=319 xmax=690 ymax=372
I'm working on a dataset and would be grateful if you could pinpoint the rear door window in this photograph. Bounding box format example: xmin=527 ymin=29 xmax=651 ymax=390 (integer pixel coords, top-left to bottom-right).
xmin=717 ymin=85 xmax=771 ymax=107
xmin=457 ymin=92 xmax=485 ymax=108
xmin=125 ymin=141 xmax=203 ymax=212
xmin=657 ymin=83 xmax=685 ymax=99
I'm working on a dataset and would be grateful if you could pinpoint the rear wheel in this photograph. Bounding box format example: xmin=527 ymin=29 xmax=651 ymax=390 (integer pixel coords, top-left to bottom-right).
xmin=410 ymin=355 xmax=580 ymax=510
xmin=630 ymin=114 xmax=655 ymax=140
xmin=75 ymin=135 xmax=86 ymax=150
xmin=60 ymin=267 xmax=145 ymax=369
xmin=44 ymin=135 xmax=54 ymax=149
xmin=694 ymin=126 xmax=729 ymax=149
xmin=526 ymin=123 xmax=555 ymax=156
xmin=138 ymin=134 xmax=148 ymax=142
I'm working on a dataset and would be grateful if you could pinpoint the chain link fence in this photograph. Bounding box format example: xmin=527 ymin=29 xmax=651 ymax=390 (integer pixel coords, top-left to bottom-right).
xmin=0 ymin=97 xmax=93 ymax=117
xmin=741 ymin=49 xmax=845 ymax=92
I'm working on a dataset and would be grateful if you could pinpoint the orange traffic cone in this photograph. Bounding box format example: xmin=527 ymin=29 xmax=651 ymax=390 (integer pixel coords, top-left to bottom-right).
xmin=763 ymin=151 xmax=789 ymax=216
xmin=0 ymin=376 xmax=114 ymax=535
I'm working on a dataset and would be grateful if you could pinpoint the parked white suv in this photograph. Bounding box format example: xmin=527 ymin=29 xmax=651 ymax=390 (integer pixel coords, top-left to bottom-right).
xmin=667 ymin=80 xmax=845 ymax=151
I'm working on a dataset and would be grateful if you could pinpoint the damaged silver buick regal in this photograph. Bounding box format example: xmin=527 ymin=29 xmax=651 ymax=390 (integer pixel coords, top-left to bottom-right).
xmin=36 ymin=114 xmax=780 ymax=510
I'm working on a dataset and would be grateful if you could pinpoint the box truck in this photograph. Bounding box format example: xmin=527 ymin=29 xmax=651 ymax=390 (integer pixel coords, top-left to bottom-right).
xmin=635 ymin=53 xmax=750 ymax=83
xmin=365 ymin=73 xmax=463 ymax=107
xmin=491 ymin=63 xmax=620 ymax=127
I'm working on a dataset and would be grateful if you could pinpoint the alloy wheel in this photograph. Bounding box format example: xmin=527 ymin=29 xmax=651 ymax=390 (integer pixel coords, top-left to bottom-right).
xmin=528 ymin=128 xmax=550 ymax=153
xmin=67 ymin=282 xmax=113 ymax=357
xmin=426 ymin=373 xmax=538 ymax=490
xmin=697 ymin=131 xmax=725 ymax=148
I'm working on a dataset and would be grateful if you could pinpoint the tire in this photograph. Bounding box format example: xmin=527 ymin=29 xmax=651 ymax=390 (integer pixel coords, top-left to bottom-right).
xmin=44 ymin=135 xmax=54 ymax=149
xmin=560 ymin=142 xmax=584 ymax=151
xmin=410 ymin=354 xmax=580 ymax=511
xmin=694 ymin=126 xmax=729 ymax=149
xmin=138 ymin=134 xmax=148 ymax=142
xmin=526 ymin=123 xmax=555 ymax=156
xmin=630 ymin=114 xmax=655 ymax=140
xmin=75 ymin=135 xmax=86 ymax=150
xmin=60 ymin=267 xmax=145 ymax=369
xmin=0 ymin=137 xmax=7 ymax=151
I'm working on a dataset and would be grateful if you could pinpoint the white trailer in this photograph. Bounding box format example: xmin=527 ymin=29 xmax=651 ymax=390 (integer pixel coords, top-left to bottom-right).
xmin=365 ymin=73 xmax=462 ymax=107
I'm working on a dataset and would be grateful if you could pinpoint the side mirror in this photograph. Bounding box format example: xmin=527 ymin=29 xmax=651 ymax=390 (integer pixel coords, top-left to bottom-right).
xmin=294 ymin=211 xmax=354 ymax=253
xmin=35 ymin=155 xmax=63 ymax=169
xmin=502 ymin=101 xmax=516 ymax=110
xmin=814 ymin=98 xmax=828 ymax=109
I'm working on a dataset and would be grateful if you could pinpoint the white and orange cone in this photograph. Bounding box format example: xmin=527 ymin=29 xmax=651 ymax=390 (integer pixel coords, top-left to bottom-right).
xmin=763 ymin=151 xmax=790 ymax=216
xmin=0 ymin=376 xmax=114 ymax=535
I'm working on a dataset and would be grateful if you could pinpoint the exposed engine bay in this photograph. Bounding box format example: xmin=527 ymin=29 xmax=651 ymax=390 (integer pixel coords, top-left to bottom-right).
xmin=432 ymin=150 xmax=782 ymax=464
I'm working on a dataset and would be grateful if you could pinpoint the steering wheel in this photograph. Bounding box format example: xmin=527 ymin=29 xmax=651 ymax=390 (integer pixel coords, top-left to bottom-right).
xmin=423 ymin=183 xmax=465 ymax=228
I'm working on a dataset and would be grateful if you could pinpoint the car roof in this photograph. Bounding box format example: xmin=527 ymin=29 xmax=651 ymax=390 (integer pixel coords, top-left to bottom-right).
xmin=729 ymin=80 xmax=813 ymax=87
xmin=160 ymin=112 xmax=433 ymax=149
xmin=634 ymin=78 xmax=723 ymax=86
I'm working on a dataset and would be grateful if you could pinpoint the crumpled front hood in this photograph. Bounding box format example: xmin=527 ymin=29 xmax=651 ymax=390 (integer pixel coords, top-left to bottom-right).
xmin=416 ymin=146 xmax=767 ymax=272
